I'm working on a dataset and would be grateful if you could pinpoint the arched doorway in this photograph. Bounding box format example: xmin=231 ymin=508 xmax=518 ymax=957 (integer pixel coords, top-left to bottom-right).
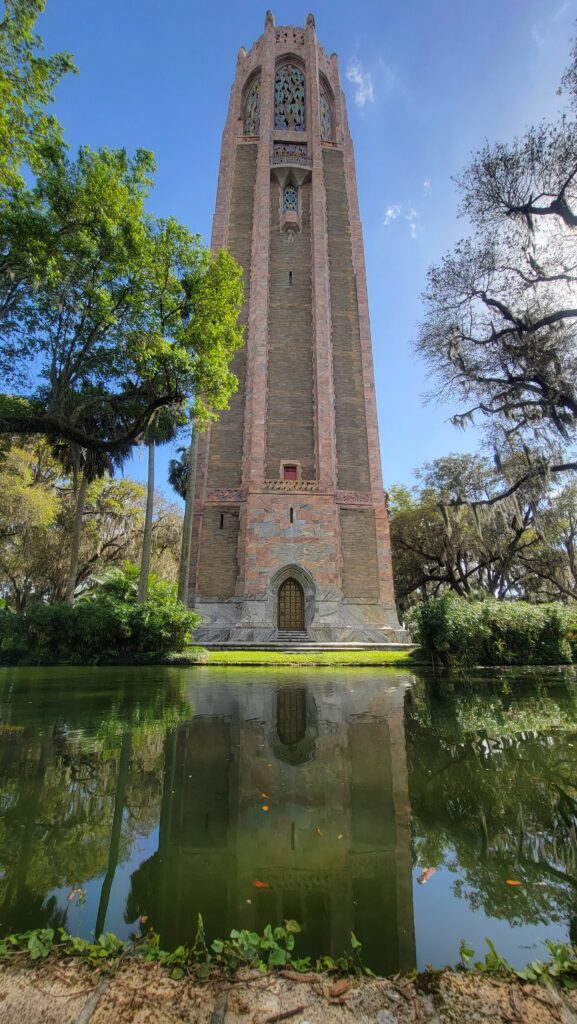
xmin=278 ymin=577 xmax=305 ymax=630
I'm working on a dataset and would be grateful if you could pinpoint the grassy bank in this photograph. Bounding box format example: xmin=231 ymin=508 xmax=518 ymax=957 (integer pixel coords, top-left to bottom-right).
xmin=204 ymin=649 xmax=418 ymax=667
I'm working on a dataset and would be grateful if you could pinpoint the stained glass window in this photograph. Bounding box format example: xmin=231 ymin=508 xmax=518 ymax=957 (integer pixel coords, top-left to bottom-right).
xmin=274 ymin=64 xmax=305 ymax=131
xmin=283 ymin=185 xmax=298 ymax=212
xmin=243 ymin=77 xmax=261 ymax=136
xmin=320 ymin=85 xmax=332 ymax=142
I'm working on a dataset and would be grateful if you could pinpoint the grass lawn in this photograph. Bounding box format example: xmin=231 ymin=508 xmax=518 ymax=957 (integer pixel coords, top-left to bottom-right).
xmin=204 ymin=649 xmax=419 ymax=667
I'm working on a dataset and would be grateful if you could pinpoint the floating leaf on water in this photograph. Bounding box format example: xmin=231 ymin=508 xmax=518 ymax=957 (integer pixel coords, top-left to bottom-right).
xmin=315 ymin=826 xmax=322 ymax=836
xmin=337 ymin=833 xmax=343 ymax=840
xmin=261 ymin=804 xmax=270 ymax=811
xmin=252 ymin=879 xmax=271 ymax=889
xmin=506 ymin=880 xmax=523 ymax=886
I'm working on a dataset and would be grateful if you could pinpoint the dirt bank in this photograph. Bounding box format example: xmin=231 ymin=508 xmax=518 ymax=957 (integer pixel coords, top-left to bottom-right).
xmin=1 ymin=959 xmax=577 ymax=1024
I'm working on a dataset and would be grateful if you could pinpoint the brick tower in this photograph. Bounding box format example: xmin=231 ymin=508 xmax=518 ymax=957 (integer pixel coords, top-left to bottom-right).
xmin=190 ymin=11 xmax=403 ymax=643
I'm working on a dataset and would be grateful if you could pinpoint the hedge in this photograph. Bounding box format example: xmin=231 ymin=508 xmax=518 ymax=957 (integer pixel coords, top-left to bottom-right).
xmin=0 ymin=567 xmax=199 ymax=665
xmin=407 ymin=594 xmax=577 ymax=667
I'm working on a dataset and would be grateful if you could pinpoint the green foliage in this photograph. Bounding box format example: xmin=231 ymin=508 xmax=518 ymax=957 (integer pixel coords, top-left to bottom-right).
xmin=0 ymin=144 xmax=244 ymax=455
xmin=0 ymin=440 xmax=183 ymax=610
xmin=80 ymin=563 xmax=177 ymax=605
xmin=408 ymin=593 xmax=575 ymax=666
xmin=211 ymin=919 xmax=306 ymax=973
xmin=0 ymin=0 xmax=76 ymax=190
xmin=0 ymin=920 xmax=370 ymax=980
xmin=459 ymin=938 xmax=577 ymax=990
xmin=0 ymin=565 xmax=198 ymax=664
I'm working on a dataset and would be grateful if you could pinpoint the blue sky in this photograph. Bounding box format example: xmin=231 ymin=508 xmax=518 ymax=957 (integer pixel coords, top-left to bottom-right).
xmin=37 ymin=0 xmax=575 ymax=498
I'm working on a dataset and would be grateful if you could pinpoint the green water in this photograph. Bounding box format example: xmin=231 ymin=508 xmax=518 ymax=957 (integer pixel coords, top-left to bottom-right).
xmin=0 ymin=665 xmax=576 ymax=973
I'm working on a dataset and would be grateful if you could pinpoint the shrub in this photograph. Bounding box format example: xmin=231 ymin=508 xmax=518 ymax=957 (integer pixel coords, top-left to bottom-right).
xmin=408 ymin=594 xmax=575 ymax=667
xmin=0 ymin=565 xmax=199 ymax=665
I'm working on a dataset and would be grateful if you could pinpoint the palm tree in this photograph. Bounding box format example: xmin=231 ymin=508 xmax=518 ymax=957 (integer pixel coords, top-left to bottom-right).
xmin=167 ymin=446 xmax=188 ymax=500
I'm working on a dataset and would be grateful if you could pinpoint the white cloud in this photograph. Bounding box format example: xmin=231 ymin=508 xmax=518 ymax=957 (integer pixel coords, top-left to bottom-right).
xmin=384 ymin=202 xmax=419 ymax=239
xmin=384 ymin=204 xmax=401 ymax=225
xmin=423 ymin=179 xmax=431 ymax=197
xmin=345 ymin=59 xmax=375 ymax=107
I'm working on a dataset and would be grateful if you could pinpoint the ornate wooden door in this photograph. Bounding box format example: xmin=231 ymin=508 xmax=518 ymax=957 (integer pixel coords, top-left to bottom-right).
xmin=278 ymin=578 xmax=304 ymax=630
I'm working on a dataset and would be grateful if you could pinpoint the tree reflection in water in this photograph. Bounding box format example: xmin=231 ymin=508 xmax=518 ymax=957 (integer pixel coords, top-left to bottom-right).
xmin=406 ymin=673 xmax=577 ymax=936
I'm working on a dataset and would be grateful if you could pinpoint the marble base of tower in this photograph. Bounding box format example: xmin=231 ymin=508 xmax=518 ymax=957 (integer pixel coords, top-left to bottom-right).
xmin=192 ymin=597 xmax=406 ymax=644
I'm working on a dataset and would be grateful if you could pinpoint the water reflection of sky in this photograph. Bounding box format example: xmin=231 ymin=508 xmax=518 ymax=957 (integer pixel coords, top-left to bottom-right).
xmin=1 ymin=666 xmax=577 ymax=974
xmin=412 ymin=859 xmax=568 ymax=971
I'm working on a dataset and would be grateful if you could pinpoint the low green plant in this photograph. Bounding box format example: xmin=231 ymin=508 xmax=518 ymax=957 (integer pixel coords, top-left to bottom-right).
xmin=409 ymin=594 xmax=576 ymax=667
xmin=459 ymin=938 xmax=577 ymax=989
xmin=0 ymin=919 xmax=371 ymax=980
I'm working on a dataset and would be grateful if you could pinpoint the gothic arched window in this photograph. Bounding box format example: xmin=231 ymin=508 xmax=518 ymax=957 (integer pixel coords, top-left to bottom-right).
xmin=283 ymin=184 xmax=298 ymax=212
xmin=243 ymin=77 xmax=261 ymax=136
xmin=320 ymin=84 xmax=333 ymax=142
xmin=274 ymin=63 xmax=305 ymax=131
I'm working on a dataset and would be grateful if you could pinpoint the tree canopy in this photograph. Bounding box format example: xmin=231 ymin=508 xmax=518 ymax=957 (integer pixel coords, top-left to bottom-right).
xmin=0 ymin=146 xmax=244 ymax=453
xmin=0 ymin=1 xmax=244 ymax=459
xmin=417 ymin=28 xmax=577 ymax=500
xmin=389 ymin=452 xmax=577 ymax=612
xmin=0 ymin=0 xmax=75 ymax=189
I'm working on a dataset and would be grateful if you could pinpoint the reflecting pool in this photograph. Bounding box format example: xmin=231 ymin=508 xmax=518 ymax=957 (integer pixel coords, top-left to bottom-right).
xmin=0 ymin=665 xmax=576 ymax=973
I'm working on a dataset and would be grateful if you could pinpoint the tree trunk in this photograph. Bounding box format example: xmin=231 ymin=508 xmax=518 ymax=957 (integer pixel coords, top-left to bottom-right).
xmin=138 ymin=440 xmax=155 ymax=603
xmin=95 ymin=730 xmax=132 ymax=938
xmin=65 ymin=472 xmax=89 ymax=604
xmin=177 ymin=424 xmax=198 ymax=606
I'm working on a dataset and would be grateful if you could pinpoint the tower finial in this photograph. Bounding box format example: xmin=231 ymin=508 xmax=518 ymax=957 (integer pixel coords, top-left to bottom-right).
xmin=265 ymin=10 xmax=275 ymax=28
xmin=306 ymin=13 xmax=315 ymax=27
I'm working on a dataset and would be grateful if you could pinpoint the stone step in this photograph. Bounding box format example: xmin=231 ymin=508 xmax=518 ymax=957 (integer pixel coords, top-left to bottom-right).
xmin=274 ymin=631 xmax=309 ymax=642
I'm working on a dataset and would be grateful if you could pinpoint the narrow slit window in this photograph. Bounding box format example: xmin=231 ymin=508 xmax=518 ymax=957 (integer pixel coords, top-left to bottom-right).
xmin=283 ymin=184 xmax=298 ymax=212
xmin=289 ymin=507 xmax=294 ymax=523
xmin=219 ymin=513 xmax=224 ymax=529
xmin=289 ymin=271 xmax=293 ymax=286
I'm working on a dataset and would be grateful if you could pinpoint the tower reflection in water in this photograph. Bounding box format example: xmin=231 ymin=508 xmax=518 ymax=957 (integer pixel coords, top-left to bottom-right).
xmin=126 ymin=676 xmax=416 ymax=974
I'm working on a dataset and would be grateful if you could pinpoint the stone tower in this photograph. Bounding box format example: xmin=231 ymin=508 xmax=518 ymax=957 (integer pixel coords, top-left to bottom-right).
xmin=190 ymin=11 xmax=402 ymax=643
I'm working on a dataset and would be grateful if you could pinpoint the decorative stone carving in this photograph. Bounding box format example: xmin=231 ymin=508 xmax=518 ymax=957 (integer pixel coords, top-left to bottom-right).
xmin=320 ymin=84 xmax=333 ymax=142
xmin=205 ymin=488 xmax=246 ymax=503
xmin=274 ymin=64 xmax=305 ymax=131
xmin=275 ymin=26 xmax=305 ymax=46
xmin=272 ymin=142 xmax=311 ymax=167
xmin=265 ymin=479 xmax=319 ymax=492
xmin=336 ymin=490 xmax=372 ymax=504
xmin=243 ymin=77 xmax=261 ymax=136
